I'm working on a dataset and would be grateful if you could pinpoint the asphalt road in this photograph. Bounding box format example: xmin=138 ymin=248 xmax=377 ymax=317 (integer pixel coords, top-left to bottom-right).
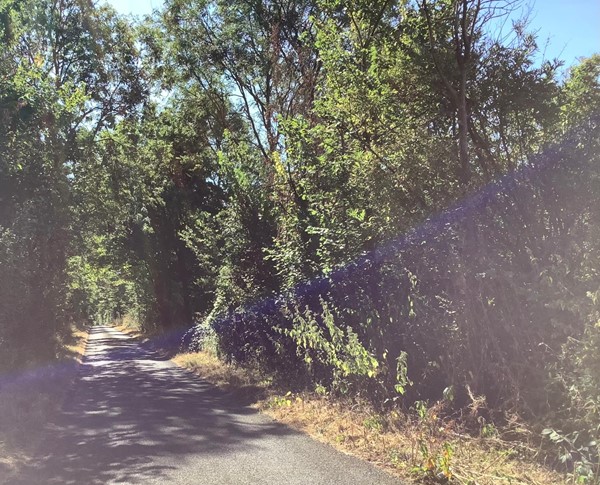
xmin=12 ymin=326 xmax=402 ymax=484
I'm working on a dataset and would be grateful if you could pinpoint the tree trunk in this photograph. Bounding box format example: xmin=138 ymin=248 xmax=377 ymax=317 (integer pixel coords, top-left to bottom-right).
xmin=457 ymin=66 xmax=471 ymax=184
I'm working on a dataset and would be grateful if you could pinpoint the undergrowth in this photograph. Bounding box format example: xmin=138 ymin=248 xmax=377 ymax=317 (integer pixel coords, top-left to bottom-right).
xmin=0 ymin=326 xmax=88 ymax=483
xmin=173 ymin=348 xmax=568 ymax=485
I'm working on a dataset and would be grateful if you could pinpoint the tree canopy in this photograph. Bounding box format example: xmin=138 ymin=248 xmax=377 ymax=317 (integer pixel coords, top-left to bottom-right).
xmin=1 ymin=0 xmax=598 ymax=479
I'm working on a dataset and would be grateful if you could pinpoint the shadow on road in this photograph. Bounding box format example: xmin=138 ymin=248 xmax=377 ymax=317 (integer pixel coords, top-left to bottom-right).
xmin=14 ymin=327 xmax=293 ymax=485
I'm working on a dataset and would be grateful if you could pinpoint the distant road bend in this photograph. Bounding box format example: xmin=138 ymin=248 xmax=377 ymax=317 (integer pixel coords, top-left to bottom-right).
xmin=14 ymin=326 xmax=402 ymax=484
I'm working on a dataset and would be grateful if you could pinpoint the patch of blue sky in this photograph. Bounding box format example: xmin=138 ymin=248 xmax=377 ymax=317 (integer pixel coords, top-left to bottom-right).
xmin=104 ymin=0 xmax=599 ymax=71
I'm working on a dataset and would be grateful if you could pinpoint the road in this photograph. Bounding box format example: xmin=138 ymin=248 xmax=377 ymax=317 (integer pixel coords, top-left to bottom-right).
xmin=13 ymin=326 xmax=402 ymax=484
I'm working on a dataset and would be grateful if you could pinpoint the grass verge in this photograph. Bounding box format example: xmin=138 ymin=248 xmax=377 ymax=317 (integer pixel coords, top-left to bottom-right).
xmin=173 ymin=350 xmax=567 ymax=485
xmin=113 ymin=314 xmax=145 ymax=339
xmin=0 ymin=326 xmax=89 ymax=483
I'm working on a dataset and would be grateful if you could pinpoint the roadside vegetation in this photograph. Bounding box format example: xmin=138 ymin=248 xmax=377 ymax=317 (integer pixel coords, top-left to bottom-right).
xmin=0 ymin=327 xmax=88 ymax=481
xmin=0 ymin=0 xmax=598 ymax=483
xmin=174 ymin=348 xmax=566 ymax=484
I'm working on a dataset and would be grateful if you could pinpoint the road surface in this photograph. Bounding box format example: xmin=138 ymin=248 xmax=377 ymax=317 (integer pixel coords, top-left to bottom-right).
xmin=13 ymin=326 xmax=401 ymax=484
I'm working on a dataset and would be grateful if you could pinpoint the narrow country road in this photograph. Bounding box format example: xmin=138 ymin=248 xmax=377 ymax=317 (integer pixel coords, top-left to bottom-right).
xmin=13 ymin=326 xmax=402 ymax=484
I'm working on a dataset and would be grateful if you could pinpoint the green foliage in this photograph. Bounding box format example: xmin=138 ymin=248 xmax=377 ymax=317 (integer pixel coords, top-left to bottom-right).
xmin=410 ymin=400 xmax=455 ymax=481
xmin=395 ymin=351 xmax=412 ymax=396
xmin=268 ymin=391 xmax=295 ymax=408
xmin=280 ymin=298 xmax=381 ymax=393
xmin=1 ymin=2 xmax=599 ymax=480
xmin=542 ymin=428 xmax=599 ymax=483
xmin=562 ymin=54 xmax=600 ymax=133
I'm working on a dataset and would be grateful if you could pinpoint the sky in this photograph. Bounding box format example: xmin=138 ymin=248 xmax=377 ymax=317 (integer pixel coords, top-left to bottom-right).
xmin=107 ymin=0 xmax=157 ymax=17
xmin=106 ymin=0 xmax=600 ymax=69
xmin=503 ymin=0 xmax=600 ymax=69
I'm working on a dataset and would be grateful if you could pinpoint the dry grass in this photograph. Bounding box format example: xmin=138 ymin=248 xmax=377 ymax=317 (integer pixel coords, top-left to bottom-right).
xmin=174 ymin=350 xmax=567 ymax=485
xmin=172 ymin=351 xmax=266 ymax=388
xmin=114 ymin=316 xmax=177 ymax=345
xmin=61 ymin=326 xmax=89 ymax=362
xmin=0 ymin=325 xmax=89 ymax=483
xmin=114 ymin=323 xmax=144 ymax=340
xmin=262 ymin=396 xmax=566 ymax=485
xmin=114 ymin=314 xmax=145 ymax=339
xmin=172 ymin=351 xmax=270 ymax=403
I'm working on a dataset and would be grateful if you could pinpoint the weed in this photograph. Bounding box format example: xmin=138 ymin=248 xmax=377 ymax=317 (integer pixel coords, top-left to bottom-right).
xmin=480 ymin=422 xmax=498 ymax=439
xmin=542 ymin=428 xmax=599 ymax=484
xmin=315 ymin=383 xmax=328 ymax=396
xmin=270 ymin=392 xmax=293 ymax=408
xmin=173 ymin=345 xmax=569 ymax=485
xmin=363 ymin=414 xmax=384 ymax=433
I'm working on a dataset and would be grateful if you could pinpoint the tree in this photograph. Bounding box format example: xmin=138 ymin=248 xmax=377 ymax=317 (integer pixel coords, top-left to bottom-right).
xmin=416 ymin=0 xmax=557 ymax=180
xmin=561 ymin=54 xmax=600 ymax=136
xmin=0 ymin=0 xmax=145 ymax=366
xmin=160 ymin=0 xmax=320 ymax=159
